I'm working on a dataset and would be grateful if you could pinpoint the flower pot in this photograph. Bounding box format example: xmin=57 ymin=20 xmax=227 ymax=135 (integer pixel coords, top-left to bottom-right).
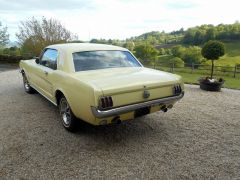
xmin=199 ymin=79 xmax=224 ymax=91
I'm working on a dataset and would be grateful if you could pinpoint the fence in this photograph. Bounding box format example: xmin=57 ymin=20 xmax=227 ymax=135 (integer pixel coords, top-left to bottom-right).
xmin=144 ymin=61 xmax=240 ymax=78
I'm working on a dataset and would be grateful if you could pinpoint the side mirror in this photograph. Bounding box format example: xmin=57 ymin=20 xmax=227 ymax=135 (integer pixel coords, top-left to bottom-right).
xmin=35 ymin=57 xmax=39 ymax=64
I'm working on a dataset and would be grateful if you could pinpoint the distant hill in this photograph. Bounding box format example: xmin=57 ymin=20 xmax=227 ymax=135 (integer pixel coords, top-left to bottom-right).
xmin=130 ymin=22 xmax=240 ymax=46
xmin=210 ymin=41 xmax=240 ymax=66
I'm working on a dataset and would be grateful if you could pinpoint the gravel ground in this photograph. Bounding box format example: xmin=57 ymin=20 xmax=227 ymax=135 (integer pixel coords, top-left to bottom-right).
xmin=0 ymin=64 xmax=18 ymax=72
xmin=0 ymin=70 xmax=240 ymax=179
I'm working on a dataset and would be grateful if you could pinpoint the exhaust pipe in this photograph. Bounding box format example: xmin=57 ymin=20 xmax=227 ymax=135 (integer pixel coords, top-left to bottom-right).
xmin=161 ymin=105 xmax=168 ymax=112
xmin=111 ymin=116 xmax=121 ymax=124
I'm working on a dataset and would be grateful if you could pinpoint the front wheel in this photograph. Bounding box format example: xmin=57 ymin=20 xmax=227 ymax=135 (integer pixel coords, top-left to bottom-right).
xmin=59 ymin=96 xmax=78 ymax=132
xmin=22 ymin=73 xmax=35 ymax=94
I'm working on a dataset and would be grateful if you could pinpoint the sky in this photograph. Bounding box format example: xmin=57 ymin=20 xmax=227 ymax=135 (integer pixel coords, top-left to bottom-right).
xmin=0 ymin=0 xmax=239 ymax=42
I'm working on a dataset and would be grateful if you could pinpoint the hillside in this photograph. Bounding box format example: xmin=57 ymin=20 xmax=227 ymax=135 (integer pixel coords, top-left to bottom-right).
xmin=156 ymin=41 xmax=240 ymax=67
xmin=214 ymin=41 xmax=240 ymax=66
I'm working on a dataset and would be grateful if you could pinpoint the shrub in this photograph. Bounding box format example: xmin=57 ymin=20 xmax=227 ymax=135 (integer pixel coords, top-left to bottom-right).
xmin=0 ymin=54 xmax=30 ymax=63
xmin=202 ymin=40 xmax=225 ymax=78
xmin=169 ymin=57 xmax=184 ymax=68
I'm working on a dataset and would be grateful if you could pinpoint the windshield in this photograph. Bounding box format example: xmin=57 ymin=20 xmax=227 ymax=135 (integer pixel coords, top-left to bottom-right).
xmin=72 ymin=50 xmax=141 ymax=71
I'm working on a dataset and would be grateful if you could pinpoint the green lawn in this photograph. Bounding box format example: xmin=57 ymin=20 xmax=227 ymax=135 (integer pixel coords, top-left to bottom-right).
xmin=152 ymin=41 xmax=240 ymax=90
xmin=175 ymin=72 xmax=240 ymax=90
xmin=205 ymin=41 xmax=240 ymax=66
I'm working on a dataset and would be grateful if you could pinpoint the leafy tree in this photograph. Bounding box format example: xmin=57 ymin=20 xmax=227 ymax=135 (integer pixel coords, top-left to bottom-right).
xmin=158 ymin=48 xmax=165 ymax=55
xmin=134 ymin=43 xmax=158 ymax=64
xmin=123 ymin=41 xmax=135 ymax=51
xmin=89 ymin=39 xmax=99 ymax=43
xmin=205 ymin=28 xmax=216 ymax=41
xmin=169 ymin=57 xmax=184 ymax=68
xmin=0 ymin=22 xmax=9 ymax=46
xmin=193 ymin=30 xmax=204 ymax=45
xmin=182 ymin=46 xmax=202 ymax=64
xmin=16 ymin=17 xmax=77 ymax=56
xmin=183 ymin=29 xmax=195 ymax=44
xmin=171 ymin=45 xmax=186 ymax=58
xmin=201 ymin=40 xmax=225 ymax=79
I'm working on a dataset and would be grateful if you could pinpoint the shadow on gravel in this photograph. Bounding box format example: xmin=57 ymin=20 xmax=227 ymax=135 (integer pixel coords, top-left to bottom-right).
xmin=0 ymin=64 xmax=18 ymax=72
xmin=30 ymin=89 xmax=168 ymax=146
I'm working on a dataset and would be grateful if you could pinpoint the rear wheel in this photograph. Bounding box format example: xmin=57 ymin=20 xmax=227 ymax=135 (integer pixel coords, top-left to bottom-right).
xmin=22 ymin=73 xmax=35 ymax=94
xmin=59 ymin=96 xmax=78 ymax=132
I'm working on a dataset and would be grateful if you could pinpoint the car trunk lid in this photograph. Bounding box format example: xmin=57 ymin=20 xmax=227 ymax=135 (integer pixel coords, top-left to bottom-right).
xmin=73 ymin=67 xmax=182 ymax=107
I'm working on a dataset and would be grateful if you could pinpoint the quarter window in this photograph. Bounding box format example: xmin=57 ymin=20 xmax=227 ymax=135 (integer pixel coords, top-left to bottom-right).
xmin=40 ymin=49 xmax=58 ymax=70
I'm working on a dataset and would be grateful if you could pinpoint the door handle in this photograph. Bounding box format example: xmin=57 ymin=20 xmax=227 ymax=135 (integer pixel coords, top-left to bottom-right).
xmin=44 ymin=71 xmax=48 ymax=75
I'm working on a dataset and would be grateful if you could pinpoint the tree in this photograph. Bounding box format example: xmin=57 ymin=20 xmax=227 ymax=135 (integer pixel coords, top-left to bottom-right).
xmin=158 ymin=48 xmax=165 ymax=55
xmin=134 ymin=43 xmax=158 ymax=64
xmin=169 ymin=57 xmax=184 ymax=68
xmin=193 ymin=30 xmax=204 ymax=45
xmin=201 ymin=40 xmax=225 ymax=79
xmin=182 ymin=46 xmax=202 ymax=64
xmin=171 ymin=45 xmax=186 ymax=58
xmin=183 ymin=29 xmax=195 ymax=44
xmin=123 ymin=41 xmax=135 ymax=51
xmin=0 ymin=22 xmax=9 ymax=46
xmin=16 ymin=17 xmax=77 ymax=56
xmin=205 ymin=28 xmax=216 ymax=41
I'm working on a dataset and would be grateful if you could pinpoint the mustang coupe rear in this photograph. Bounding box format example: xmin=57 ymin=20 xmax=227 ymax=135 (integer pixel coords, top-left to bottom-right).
xmin=19 ymin=43 xmax=184 ymax=131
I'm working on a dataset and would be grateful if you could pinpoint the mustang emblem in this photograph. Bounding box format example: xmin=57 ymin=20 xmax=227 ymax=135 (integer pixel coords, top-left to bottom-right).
xmin=143 ymin=90 xmax=150 ymax=99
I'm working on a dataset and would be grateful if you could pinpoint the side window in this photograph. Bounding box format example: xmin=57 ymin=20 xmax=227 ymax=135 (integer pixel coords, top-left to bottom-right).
xmin=40 ymin=49 xmax=58 ymax=70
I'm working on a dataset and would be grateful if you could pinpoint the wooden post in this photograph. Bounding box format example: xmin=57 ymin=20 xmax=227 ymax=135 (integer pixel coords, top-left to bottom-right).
xmin=234 ymin=65 xmax=237 ymax=78
xmin=191 ymin=63 xmax=194 ymax=74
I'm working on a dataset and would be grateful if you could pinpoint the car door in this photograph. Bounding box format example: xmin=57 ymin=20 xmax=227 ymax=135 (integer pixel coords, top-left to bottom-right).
xmin=35 ymin=48 xmax=58 ymax=101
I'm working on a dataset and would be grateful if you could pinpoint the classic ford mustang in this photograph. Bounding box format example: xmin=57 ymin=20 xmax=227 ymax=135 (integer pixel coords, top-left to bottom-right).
xmin=19 ymin=43 xmax=184 ymax=131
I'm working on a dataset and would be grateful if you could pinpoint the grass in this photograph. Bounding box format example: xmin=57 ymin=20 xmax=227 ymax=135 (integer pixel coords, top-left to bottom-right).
xmin=205 ymin=41 xmax=240 ymax=66
xmin=175 ymin=72 xmax=240 ymax=90
xmin=157 ymin=55 xmax=173 ymax=62
xmin=150 ymin=41 xmax=240 ymax=89
xmin=156 ymin=41 xmax=240 ymax=67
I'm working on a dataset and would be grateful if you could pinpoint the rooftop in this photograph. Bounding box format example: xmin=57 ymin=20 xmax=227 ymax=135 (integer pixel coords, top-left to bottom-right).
xmin=47 ymin=43 xmax=128 ymax=53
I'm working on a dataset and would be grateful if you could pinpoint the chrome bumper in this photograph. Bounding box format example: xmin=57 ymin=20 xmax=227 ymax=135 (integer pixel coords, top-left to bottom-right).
xmin=91 ymin=92 xmax=184 ymax=118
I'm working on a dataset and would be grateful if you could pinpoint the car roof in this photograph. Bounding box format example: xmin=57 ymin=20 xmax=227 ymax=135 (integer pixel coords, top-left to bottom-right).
xmin=47 ymin=43 xmax=128 ymax=53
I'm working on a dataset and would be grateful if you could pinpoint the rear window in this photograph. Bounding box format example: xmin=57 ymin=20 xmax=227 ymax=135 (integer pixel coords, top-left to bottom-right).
xmin=72 ymin=50 xmax=141 ymax=71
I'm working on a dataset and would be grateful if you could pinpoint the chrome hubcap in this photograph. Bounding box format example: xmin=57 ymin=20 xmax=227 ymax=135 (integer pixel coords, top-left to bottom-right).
xmin=23 ymin=76 xmax=30 ymax=90
xmin=60 ymin=99 xmax=71 ymax=127
xmin=24 ymin=82 xmax=30 ymax=90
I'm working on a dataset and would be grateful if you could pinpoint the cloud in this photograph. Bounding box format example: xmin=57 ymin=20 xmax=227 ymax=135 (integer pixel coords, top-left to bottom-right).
xmin=0 ymin=0 xmax=94 ymax=11
xmin=0 ymin=0 xmax=239 ymax=42
xmin=165 ymin=1 xmax=198 ymax=10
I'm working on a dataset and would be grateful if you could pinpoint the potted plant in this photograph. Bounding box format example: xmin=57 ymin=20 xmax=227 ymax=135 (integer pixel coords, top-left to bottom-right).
xmin=199 ymin=40 xmax=225 ymax=91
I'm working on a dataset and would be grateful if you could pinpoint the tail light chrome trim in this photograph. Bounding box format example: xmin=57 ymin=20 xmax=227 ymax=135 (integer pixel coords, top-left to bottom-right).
xmin=99 ymin=96 xmax=113 ymax=109
xmin=173 ymin=84 xmax=182 ymax=95
xmin=92 ymin=92 xmax=184 ymax=118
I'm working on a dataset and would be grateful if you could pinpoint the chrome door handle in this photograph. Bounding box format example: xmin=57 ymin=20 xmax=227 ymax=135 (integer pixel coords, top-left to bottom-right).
xmin=44 ymin=71 xmax=48 ymax=75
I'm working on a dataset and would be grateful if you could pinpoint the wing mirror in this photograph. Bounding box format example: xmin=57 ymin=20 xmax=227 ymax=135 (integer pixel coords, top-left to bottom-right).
xmin=35 ymin=57 xmax=39 ymax=64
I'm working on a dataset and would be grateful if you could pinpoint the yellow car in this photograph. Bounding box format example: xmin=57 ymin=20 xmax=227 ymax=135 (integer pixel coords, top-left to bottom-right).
xmin=19 ymin=43 xmax=184 ymax=131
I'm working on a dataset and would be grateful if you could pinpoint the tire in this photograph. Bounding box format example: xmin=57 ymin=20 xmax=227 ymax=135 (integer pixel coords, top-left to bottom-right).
xmin=22 ymin=73 xmax=35 ymax=94
xmin=59 ymin=96 xmax=78 ymax=132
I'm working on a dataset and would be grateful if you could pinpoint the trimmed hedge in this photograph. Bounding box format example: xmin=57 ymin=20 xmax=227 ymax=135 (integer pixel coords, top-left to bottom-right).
xmin=0 ymin=54 xmax=33 ymax=63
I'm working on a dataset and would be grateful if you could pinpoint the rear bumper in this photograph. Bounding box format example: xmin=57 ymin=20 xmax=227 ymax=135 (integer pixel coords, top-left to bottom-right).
xmin=91 ymin=92 xmax=184 ymax=118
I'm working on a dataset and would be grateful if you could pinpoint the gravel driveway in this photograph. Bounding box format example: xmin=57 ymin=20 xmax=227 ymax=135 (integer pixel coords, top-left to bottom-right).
xmin=0 ymin=70 xmax=240 ymax=179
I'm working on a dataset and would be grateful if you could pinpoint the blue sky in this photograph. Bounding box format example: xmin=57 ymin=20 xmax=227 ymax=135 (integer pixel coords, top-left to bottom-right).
xmin=0 ymin=0 xmax=239 ymax=42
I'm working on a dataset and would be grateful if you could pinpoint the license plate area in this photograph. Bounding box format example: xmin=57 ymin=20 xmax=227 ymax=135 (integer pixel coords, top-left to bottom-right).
xmin=134 ymin=107 xmax=150 ymax=118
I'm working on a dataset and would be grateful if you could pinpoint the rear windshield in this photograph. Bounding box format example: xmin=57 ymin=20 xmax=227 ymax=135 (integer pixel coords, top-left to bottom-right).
xmin=72 ymin=50 xmax=141 ymax=71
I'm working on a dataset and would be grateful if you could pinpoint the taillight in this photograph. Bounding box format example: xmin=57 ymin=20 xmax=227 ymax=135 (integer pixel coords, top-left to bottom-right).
xmin=173 ymin=84 xmax=182 ymax=95
xmin=99 ymin=96 xmax=113 ymax=109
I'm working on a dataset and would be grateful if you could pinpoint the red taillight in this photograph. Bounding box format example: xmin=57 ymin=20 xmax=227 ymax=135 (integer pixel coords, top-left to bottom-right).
xmin=99 ymin=96 xmax=113 ymax=109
